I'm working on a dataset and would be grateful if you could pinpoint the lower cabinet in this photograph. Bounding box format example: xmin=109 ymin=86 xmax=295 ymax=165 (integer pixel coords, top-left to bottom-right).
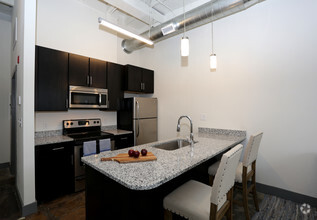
xmin=114 ymin=133 xmax=134 ymax=150
xmin=35 ymin=142 xmax=74 ymax=203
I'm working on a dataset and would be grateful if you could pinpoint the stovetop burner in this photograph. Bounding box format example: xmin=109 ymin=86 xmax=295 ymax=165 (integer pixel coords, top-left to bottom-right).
xmin=67 ymin=131 xmax=112 ymax=140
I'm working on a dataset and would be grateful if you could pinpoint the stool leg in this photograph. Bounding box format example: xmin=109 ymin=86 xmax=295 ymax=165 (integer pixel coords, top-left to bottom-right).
xmin=226 ymin=188 xmax=234 ymax=220
xmin=164 ymin=209 xmax=173 ymax=220
xmin=242 ymin=167 xmax=250 ymax=220
xmin=209 ymin=175 xmax=215 ymax=186
xmin=252 ymin=162 xmax=259 ymax=211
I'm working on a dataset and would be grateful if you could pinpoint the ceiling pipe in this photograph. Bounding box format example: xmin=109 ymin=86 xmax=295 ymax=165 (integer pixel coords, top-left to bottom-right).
xmin=122 ymin=0 xmax=265 ymax=54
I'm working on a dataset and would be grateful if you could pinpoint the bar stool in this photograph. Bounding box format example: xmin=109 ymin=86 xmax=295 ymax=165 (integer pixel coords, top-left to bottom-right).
xmin=208 ymin=132 xmax=263 ymax=220
xmin=163 ymin=144 xmax=243 ymax=220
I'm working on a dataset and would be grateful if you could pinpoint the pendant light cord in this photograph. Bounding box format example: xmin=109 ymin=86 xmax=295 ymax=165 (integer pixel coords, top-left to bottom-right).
xmin=183 ymin=0 xmax=186 ymax=37
xmin=211 ymin=1 xmax=214 ymax=54
xmin=149 ymin=0 xmax=152 ymax=38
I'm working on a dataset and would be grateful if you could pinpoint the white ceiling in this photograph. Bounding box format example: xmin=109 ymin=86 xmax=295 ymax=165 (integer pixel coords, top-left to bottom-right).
xmin=85 ymin=0 xmax=213 ymax=34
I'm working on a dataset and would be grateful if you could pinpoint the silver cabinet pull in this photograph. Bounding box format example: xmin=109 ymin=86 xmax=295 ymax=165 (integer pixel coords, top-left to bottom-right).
xmin=90 ymin=76 xmax=93 ymax=86
xmin=52 ymin=147 xmax=64 ymax=151
xmin=99 ymin=94 xmax=102 ymax=106
xmin=143 ymin=83 xmax=145 ymax=90
xmin=120 ymin=137 xmax=128 ymax=140
xmin=136 ymin=101 xmax=140 ymax=137
xmin=71 ymin=155 xmax=74 ymax=165
xmin=66 ymin=99 xmax=68 ymax=108
xmin=87 ymin=75 xmax=90 ymax=85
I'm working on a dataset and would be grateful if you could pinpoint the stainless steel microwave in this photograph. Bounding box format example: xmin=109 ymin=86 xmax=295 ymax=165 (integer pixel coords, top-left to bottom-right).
xmin=69 ymin=86 xmax=108 ymax=109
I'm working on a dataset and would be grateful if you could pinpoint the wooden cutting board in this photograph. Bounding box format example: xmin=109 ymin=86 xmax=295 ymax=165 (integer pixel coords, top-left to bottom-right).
xmin=100 ymin=152 xmax=157 ymax=163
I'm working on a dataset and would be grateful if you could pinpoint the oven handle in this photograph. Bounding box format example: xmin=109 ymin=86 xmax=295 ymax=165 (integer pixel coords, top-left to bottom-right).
xmin=99 ymin=94 xmax=102 ymax=106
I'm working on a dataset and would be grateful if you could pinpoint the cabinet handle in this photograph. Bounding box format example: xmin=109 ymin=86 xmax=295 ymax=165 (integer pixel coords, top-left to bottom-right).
xmin=66 ymin=99 xmax=68 ymax=108
xmin=52 ymin=147 xmax=64 ymax=151
xmin=143 ymin=83 xmax=145 ymax=91
xmin=87 ymin=75 xmax=90 ymax=85
xmin=90 ymin=76 xmax=93 ymax=86
xmin=120 ymin=137 xmax=128 ymax=140
xmin=71 ymin=155 xmax=74 ymax=165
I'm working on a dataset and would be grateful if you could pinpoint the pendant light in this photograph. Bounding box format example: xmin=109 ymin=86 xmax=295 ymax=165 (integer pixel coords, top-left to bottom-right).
xmin=210 ymin=2 xmax=217 ymax=70
xmin=181 ymin=0 xmax=189 ymax=57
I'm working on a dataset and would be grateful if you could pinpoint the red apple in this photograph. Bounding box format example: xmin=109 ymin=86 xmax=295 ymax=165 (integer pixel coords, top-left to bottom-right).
xmin=134 ymin=151 xmax=140 ymax=158
xmin=141 ymin=149 xmax=147 ymax=156
xmin=128 ymin=149 xmax=135 ymax=157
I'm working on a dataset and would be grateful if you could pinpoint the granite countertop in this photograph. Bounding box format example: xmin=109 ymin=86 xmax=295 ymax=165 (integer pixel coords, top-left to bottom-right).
xmin=35 ymin=135 xmax=74 ymax=146
xmin=35 ymin=125 xmax=118 ymax=146
xmin=82 ymin=128 xmax=246 ymax=190
xmin=103 ymin=129 xmax=132 ymax=136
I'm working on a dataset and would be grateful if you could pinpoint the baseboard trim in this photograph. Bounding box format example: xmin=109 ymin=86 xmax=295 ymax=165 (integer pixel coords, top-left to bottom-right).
xmin=15 ymin=185 xmax=38 ymax=216
xmin=0 ymin=162 xmax=10 ymax=168
xmin=256 ymin=183 xmax=317 ymax=208
xmin=21 ymin=202 xmax=37 ymax=216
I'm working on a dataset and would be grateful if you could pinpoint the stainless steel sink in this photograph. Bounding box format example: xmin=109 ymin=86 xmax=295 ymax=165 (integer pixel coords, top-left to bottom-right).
xmin=154 ymin=139 xmax=196 ymax=151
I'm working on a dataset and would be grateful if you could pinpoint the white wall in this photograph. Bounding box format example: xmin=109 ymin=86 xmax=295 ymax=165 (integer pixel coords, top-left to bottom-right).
xmin=0 ymin=11 xmax=11 ymax=164
xmin=35 ymin=0 xmax=120 ymax=131
xmin=11 ymin=0 xmax=36 ymax=209
xmin=123 ymin=0 xmax=317 ymax=198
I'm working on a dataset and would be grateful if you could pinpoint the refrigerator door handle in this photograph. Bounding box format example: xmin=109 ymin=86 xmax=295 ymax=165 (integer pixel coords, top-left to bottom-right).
xmin=136 ymin=101 xmax=140 ymax=137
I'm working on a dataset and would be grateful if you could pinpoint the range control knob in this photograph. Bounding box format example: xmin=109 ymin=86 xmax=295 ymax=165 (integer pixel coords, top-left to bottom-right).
xmin=66 ymin=122 xmax=69 ymax=126
xmin=70 ymin=122 xmax=73 ymax=125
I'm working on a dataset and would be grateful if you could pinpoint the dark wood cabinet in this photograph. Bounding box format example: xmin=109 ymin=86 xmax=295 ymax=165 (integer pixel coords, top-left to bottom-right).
xmin=114 ymin=133 xmax=134 ymax=150
xmin=68 ymin=53 xmax=89 ymax=87
xmin=90 ymin=58 xmax=107 ymax=88
xmin=35 ymin=46 xmax=69 ymax=111
xmin=142 ymin=68 xmax=154 ymax=93
xmin=69 ymin=54 xmax=107 ymax=88
xmin=35 ymin=142 xmax=74 ymax=203
xmin=107 ymin=62 xmax=124 ymax=111
xmin=124 ymin=64 xmax=154 ymax=93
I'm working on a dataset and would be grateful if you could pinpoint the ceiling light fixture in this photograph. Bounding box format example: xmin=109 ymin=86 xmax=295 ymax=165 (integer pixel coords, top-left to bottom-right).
xmin=98 ymin=17 xmax=154 ymax=45
xmin=210 ymin=2 xmax=217 ymax=70
xmin=181 ymin=0 xmax=189 ymax=57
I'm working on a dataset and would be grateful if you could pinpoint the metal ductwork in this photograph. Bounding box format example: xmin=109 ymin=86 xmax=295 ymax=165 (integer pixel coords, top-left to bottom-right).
xmin=122 ymin=0 xmax=265 ymax=53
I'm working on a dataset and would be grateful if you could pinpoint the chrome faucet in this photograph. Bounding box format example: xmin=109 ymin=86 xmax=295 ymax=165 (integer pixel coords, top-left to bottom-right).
xmin=177 ymin=116 xmax=194 ymax=145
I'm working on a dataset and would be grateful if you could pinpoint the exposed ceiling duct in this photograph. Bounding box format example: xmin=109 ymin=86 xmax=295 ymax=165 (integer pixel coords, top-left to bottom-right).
xmin=122 ymin=0 xmax=265 ymax=54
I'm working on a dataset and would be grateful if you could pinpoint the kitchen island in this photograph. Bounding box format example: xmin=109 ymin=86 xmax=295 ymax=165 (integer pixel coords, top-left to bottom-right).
xmin=82 ymin=128 xmax=246 ymax=220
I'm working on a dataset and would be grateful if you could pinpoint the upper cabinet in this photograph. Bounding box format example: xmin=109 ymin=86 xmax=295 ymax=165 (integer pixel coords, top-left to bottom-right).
xmin=107 ymin=62 xmax=124 ymax=111
xmin=124 ymin=65 xmax=154 ymax=93
xmin=35 ymin=46 xmax=69 ymax=111
xmin=69 ymin=54 xmax=107 ymax=89
xmin=35 ymin=46 xmax=155 ymax=111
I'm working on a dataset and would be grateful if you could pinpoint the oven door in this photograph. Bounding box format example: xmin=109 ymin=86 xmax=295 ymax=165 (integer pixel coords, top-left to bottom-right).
xmin=69 ymin=86 xmax=108 ymax=109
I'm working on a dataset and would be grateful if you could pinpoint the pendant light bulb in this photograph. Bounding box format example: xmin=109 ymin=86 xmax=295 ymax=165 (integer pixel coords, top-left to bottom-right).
xmin=181 ymin=37 xmax=189 ymax=57
xmin=210 ymin=54 xmax=217 ymax=70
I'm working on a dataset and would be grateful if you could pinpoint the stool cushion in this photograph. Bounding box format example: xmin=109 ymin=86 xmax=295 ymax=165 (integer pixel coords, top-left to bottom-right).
xmin=235 ymin=162 xmax=251 ymax=183
xmin=207 ymin=161 xmax=220 ymax=176
xmin=163 ymin=180 xmax=212 ymax=220
xmin=208 ymin=161 xmax=251 ymax=183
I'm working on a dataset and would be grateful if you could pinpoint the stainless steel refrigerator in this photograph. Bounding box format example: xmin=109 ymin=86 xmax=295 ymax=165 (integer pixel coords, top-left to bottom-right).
xmin=117 ymin=97 xmax=158 ymax=146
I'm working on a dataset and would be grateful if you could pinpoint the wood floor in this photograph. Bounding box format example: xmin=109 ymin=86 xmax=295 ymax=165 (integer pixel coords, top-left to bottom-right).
xmin=25 ymin=191 xmax=85 ymax=220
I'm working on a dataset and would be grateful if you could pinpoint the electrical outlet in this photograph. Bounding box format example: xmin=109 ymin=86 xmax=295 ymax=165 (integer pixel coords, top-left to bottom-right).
xmin=200 ymin=114 xmax=206 ymax=121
